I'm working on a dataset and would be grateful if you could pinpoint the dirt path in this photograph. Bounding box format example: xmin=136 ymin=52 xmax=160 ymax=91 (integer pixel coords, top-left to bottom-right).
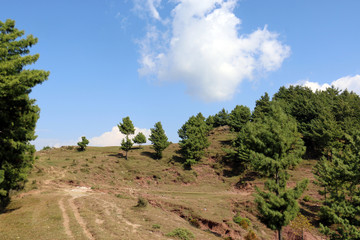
xmin=68 ymin=197 xmax=95 ymax=240
xmin=59 ymin=198 xmax=74 ymax=239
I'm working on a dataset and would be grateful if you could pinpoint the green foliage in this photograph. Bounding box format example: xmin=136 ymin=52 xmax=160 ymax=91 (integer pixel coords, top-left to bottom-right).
xmin=117 ymin=116 xmax=135 ymax=136
xmin=42 ymin=146 xmax=52 ymax=151
xmin=77 ymin=136 xmax=89 ymax=151
xmin=133 ymin=132 xmax=146 ymax=149
xmin=213 ymin=108 xmax=230 ymax=127
xmin=121 ymin=137 xmax=133 ymax=160
xmin=252 ymin=92 xmax=271 ymax=120
xmin=228 ymin=105 xmax=251 ymax=132
xmin=118 ymin=117 xmax=135 ymax=160
xmin=233 ymin=215 xmax=251 ymax=229
xmin=166 ymin=228 xmax=194 ymax=240
xmin=0 ymin=19 xmax=49 ymax=207
xmin=255 ymin=179 xmax=308 ymax=237
xmin=148 ymin=122 xmax=170 ymax=159
xmin=178 ymin=113 xmax=210 ymax=168
xmin=314 ymin=133 xmax=360 ymax=239
xmin=152 ymin=224 xmax=161 ymax=229
xmin=290 ymin=214 xmax=314 ymax=239
xmin=246 ymin=103 xmax=305 ymax=183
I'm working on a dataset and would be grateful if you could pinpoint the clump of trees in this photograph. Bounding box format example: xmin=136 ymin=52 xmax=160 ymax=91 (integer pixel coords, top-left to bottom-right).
xmin=0 ymin=19 xmax=49 ymax=208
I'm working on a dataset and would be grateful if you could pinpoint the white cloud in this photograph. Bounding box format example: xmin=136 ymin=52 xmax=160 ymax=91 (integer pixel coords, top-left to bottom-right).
xmin=296 ymin=75 xmax=360 ymax=94
xmin=137 ymin=0 xmax=290 ymax=101
xmin=133 ymin=0 xmax=162 ymax=20
xmin=89 ymin=126 xmax=151 ymax=147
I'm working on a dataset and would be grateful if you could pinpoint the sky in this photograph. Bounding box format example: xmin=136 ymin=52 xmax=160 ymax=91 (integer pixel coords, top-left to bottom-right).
xmin=1 ymin=0 xmax=360 ymax=149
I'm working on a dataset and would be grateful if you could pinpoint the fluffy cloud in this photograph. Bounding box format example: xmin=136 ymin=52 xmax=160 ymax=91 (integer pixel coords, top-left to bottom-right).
xmin=89 ymin=126 xmax=151 ymax=147
xmin=138 ymin=0 xmax=290 ymax=101
xmin=297 ymin=75 xmax=360 ymax=94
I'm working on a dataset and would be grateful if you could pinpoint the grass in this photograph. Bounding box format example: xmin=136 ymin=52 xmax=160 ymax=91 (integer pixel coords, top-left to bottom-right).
xmin=0 ymin=127 xmax=325 ymax=239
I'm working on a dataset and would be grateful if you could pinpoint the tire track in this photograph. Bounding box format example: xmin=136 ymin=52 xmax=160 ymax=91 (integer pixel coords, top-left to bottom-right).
xmin=58 ymin=198 xmax=74 ymax=239
xmin=68 ymin=197 xmax=95 ymax=240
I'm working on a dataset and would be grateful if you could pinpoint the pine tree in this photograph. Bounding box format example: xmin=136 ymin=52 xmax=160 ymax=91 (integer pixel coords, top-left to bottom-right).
xmin=315 ymin=133 xmax=360 ymax=239
xmin=148 ymin=122 xmax=170 ymax=159
xmin=252 ymin=92 xmax=271 ymax=121
xmin=243 ymin=103 xmax=307 ymax=239
xmin=118 ymin=116 xmax=135 ymax=160
xmin=77 ymin=136 xmax=89 ymax=151
xmin=178 ymin=113 xmax=210 ymax=168
xmin=0 ymin=19 xmax=49 ymax=208
xmin=228 ymin=105 xmax=251 ymax=132
xmin=133 ymin=132 xmax=147 ymax=149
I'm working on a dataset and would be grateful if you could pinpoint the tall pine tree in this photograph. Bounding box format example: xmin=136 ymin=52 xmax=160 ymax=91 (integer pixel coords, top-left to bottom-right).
xmin=242 ymin=103 xmax=308 ymax=239
xmin=0 ymin=19 xmax=49 ymax=208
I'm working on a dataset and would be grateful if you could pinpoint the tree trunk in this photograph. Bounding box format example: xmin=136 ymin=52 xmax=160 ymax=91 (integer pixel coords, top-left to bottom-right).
xmin=278 ymin=228 xmax=282 ymax=240
xmin=125 ymin=150 xmax=128 ymax=160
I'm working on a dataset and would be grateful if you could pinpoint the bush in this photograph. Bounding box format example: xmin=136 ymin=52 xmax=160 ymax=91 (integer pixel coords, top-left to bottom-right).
xmin=233 ymin=215 xmax=251 ymax=230
xmin=245 ymin=230 xmax=259 ymax=240
xmin=303 ymin=195 xmax=311 ymax=202
xmin=135 ymin=197 xmax=148 ymax=208
xmin=166 ymin=228 xmax=194 ymax=240
xmin=152 ymin=224 xmax=161 ymax=229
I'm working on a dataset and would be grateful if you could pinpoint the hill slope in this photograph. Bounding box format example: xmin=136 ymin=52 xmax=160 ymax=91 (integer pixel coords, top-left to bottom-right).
xmin=0 ymin=127 xmax=324 ymax=240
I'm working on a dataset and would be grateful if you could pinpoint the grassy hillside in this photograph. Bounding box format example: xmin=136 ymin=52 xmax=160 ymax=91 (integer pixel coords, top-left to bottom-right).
xmin=0 ymin=127 xmax=324 ymax=240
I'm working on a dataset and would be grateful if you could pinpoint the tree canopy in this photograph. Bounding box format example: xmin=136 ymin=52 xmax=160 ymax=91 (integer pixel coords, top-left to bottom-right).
xmin=149 ymin=122 xmax=170 ymax=159
xmin=0 ymin=19 xmax=49 ymax=208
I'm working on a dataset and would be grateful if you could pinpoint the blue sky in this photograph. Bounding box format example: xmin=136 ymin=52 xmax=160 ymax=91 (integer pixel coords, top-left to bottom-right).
xmin=1 ymin=0 xmax=360 ymax=149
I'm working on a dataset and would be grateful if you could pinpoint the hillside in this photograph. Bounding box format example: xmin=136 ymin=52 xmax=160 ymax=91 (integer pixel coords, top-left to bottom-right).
xmin=0 ymin=127 xmax=324 ymax=240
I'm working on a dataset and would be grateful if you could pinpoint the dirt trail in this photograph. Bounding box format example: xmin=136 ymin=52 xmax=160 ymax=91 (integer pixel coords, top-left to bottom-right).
xmin=68 ymin=197 xmax=95 ymax=240
xmin=58 ymin=198 xmax=74 ymax=239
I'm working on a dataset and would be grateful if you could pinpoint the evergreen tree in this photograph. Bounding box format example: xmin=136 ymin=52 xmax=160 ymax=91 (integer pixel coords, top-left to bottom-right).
xmin=228 ymin=105 xmax=251 ymax=132
xmin=118 ymin=116 xmax=135 ymax=160
xmin=243 ymin=103 xmax=307 ymax=239
xmin=133 ymin=132 xmax=147 ymax=149
xmin=315 ymin=133 xmax=360 ymax=239
xmin=0 ymin=19 xmax=49 ymax=208
xmin=178 ymin=113 xmax=210 ymax=168
xmin=148 ymin=122 xmax=170 ymax=159
xmin=77 ymin=136 xmax=89 ymax=151
xmin=120 ymin=137 xmax=133 ymax=159
xmin=213 ymin=108 xmax=229 ymax=127
xmin=252 ymin=92 xmax=271 ymax=120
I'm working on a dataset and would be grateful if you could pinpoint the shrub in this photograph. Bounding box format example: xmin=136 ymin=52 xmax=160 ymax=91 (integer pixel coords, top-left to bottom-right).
xmin=135 ymin=197 xmax=148 ymax=208
xmin=245 ymin=230 xmax=259 ymax=240
xmin=233 ymin=215 xmax=251 ymax=230
xmin=166 ymin=228 xmax=194 ymax=240
xmin=152 ymin=224 xmax=161 ymax=229
xmin=303 ymin=195 xmax=311 ymax=202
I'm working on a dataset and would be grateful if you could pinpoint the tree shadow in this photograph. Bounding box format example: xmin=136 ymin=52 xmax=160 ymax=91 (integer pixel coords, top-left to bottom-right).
xmin=220 ymin=140 xmax=232 ymax=146
xmin=0 ymin=206 xmax=21 ymax=214
xmin=140 ymin=151 xmax=156 ymax=159
xmin=108 ymin=152 xmax=124 ymax=158
xmin=234 ymin=171 xmax=258 ymax=189
xmin=300 ymin=202 xmax=322 ymax=227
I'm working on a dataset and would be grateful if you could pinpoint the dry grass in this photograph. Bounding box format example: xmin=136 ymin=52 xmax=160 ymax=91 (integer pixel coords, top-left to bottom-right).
xmin=0 ymin=128 xmax=325 ymax=240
